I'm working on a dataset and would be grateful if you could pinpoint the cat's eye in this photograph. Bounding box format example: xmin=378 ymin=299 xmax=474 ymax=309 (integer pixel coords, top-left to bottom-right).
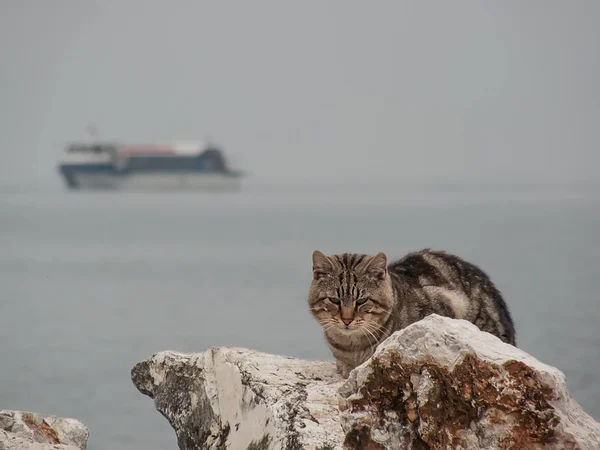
xmin=356 ymin=298 xmax=369 ymax=306
xmin=328 ymin=298 xmax=341 ymax=305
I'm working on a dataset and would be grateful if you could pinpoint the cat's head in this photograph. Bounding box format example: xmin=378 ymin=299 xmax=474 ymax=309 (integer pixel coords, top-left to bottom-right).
xmin=308 ymin=250 xmax=394 ymax=335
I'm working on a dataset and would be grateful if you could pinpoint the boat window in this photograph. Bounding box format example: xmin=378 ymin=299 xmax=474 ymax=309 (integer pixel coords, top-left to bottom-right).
xmin=67 ymin=144 xmax=116 ymax=154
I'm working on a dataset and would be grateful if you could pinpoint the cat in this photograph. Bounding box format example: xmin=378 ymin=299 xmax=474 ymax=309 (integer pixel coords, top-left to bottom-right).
xmin=308 ymin=248 xmax=516 ymax=378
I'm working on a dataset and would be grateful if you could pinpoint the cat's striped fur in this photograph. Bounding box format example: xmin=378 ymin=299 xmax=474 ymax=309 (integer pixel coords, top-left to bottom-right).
xmin=308 ymin=248 xmax=516 ymax=378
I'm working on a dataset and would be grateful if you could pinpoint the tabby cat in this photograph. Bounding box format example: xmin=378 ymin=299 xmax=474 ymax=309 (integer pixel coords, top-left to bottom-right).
xmin=308 ymin=248 xmax=516 ymax=378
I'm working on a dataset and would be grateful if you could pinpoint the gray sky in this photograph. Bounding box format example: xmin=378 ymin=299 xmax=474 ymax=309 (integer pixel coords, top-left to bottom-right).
xmin=1 ymin=1 xmax=598 ymax=185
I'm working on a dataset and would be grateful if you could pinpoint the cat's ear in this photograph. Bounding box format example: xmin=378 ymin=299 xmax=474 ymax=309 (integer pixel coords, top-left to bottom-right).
xmin=364 ymin=252 xmax=388 ymax=280
xmin=312 ymin=250 xmax=334 ymax=280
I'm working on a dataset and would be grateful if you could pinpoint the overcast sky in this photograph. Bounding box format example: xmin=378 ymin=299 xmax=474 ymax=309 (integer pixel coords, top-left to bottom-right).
xmin=1 ymin=1 xmax=598 ymax=185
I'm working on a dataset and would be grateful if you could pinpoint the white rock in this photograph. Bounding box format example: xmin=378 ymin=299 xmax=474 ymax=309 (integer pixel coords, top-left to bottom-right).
xmin=338 ymin=314 xmax=600 ymax=450
xmin=0 ymin=410 xmax=88 ymax=450
xmin=131 ymin=347 xmax=345 ymax=450
xmin=132 ymin=315 xmax=600 ymax=450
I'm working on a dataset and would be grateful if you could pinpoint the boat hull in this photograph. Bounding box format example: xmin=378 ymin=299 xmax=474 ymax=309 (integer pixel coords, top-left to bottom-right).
xmin=61 ymin=171 xmax=242 ymax=192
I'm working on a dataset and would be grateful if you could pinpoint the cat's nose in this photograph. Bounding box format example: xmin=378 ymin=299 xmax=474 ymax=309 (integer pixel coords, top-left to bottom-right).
xmin=342 ymin=318 xmax=353 ymax=326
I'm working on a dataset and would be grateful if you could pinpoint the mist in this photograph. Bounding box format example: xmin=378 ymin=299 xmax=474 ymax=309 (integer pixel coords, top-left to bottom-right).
xmin=1 ymin=1 xmax=598 ymax=187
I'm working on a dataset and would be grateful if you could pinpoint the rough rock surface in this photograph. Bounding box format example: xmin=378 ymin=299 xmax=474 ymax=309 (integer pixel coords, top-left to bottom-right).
xmin=339 ymin=314 xmax=600 ymax=450
xmin=131 ymin=347 xmax=345 ymax=450
xmin=132 ymin=315 xmax=600 ymax=450
xmin=0 ymin=410 xmax=89 ymax=450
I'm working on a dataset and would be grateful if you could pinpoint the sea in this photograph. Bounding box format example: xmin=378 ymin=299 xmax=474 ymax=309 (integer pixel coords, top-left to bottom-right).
xmin=1 ymin=179 xmax=598 ymax=450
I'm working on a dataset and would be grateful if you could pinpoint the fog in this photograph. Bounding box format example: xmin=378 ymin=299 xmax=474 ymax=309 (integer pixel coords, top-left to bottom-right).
xmin=1 ymin=1 xmax=598 ymax=185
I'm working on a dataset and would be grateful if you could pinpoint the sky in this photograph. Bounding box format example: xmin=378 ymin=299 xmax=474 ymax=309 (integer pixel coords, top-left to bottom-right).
xmin=1 ymin=1 xmax=599 ymax=186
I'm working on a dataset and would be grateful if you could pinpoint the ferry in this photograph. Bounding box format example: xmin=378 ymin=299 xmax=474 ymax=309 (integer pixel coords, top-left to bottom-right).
xmin=57 ymin=139 xmax=243 ymax=191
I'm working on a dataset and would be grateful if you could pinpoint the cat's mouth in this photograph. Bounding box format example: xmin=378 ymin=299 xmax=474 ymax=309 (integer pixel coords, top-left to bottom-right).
xmin=336 ymin=320 xmax=359 ymax=331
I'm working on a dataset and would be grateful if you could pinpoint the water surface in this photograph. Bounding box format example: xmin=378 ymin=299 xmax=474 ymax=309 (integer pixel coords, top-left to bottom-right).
xmin=1 ymin=180 xmax=598 ymax=449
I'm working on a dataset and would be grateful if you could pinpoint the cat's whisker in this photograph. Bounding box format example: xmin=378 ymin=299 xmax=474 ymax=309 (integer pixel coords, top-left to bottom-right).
xmin=323 ymin=325 xmax=335 ymax=333
xmin=361 ymin=325 xmax=379 ymax=347
xmin=362 ymin=321 xmax=384 ymax=331
xmin=364 ymin=323 xmax=386 ymax=343
xmin=358 ymin=328 xmax=376 ymax=347
xmin=363 ymin=321 xmax=386 ymax=336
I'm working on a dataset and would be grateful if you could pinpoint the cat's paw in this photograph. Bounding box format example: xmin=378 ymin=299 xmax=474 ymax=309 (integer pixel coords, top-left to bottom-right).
xmin=336 ymin=360 xmax=353 ymax=379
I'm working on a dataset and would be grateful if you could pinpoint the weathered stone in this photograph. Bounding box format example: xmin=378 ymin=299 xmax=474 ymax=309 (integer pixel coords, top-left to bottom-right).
xmin=0 ymin=410 xmax=88 ymax=450
xmin=338 ymin=314 xmax=600 ymax=450
xmin=131 ymin=347 xmax=345 ymax=450
xmin=132 ymin=315 xmax=600 ymax=450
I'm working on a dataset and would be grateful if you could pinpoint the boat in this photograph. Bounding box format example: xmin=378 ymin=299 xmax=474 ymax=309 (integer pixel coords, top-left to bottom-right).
xmin=57 ymin=139 xmax=243 ymax=191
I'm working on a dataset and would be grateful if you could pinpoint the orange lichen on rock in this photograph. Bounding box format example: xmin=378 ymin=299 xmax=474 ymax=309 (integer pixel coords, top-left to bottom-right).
xmin=1 ymin=409 xmax=88 ymax=449
xmin=339 ymin=314 xmax=600 ymax=450
xmin=22 ymin=412 xmax=61 ymax=444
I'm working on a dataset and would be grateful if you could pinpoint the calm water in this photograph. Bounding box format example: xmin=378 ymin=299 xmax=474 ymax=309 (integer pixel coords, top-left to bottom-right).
xmin=1 ymin=181 xmax=599 ymax=450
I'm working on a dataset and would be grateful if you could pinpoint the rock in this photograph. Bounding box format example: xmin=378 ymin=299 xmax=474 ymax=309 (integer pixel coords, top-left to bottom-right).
xmin=132 ymin=315 xmax=600 ymax=450
xmin=0 ymin=410 xmax=89 ymax=450
xmin=131 ymin=347 xmax=345 ymax=450
xmin=339 ymin=314 xmax=600 ymax=450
